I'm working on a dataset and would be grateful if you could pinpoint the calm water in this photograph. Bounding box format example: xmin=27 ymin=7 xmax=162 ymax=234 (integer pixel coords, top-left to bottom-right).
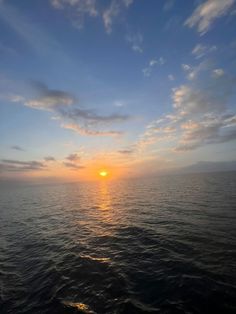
xmin=0 ymin=172 xmax=236 ymax=314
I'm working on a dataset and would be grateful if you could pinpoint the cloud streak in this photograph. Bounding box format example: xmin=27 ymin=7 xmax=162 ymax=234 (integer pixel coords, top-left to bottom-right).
xmin=63 ymin=161 xmax=84 ymax=170
xmin=50 ymin=0 xmax=133 ymax=33
xmin=185 ymin=0 xmax=235 ymax=35
xmin=11 ymin=145 xmax=25 ymax=151
xmin=126 ymin=32 xmax=143 ymax=53
xmin=50 ymin=0 xmax=98 ymax=29
xmin=9 ymin=81 xmax=129 ymax=137
xmin=0 ymin=159 xmax=46 ymax=172
xmin=143 ymin=57 xmax=165 ymax=77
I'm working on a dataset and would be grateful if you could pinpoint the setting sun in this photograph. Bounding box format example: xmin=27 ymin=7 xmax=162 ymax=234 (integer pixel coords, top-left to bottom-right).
xmin=99 ymin=171 xmax=108 ymax=177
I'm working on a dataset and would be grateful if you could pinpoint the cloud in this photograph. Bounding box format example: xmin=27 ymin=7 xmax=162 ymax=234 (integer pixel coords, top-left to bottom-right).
xmin=137 ymin=66 xmax=236 ymax=153
xmin=168 ymin=74 xmax=175 ymax=81
xmin=0 ymin=159 xmax=46 ymax=172
xmin=63 ymin=151 xmax=84 ymax=170
xmin=172 ymin=74 xmax=236 ymax=150
xmin=175 ymin=114 xmax=236 ymax=151
xmin=212 ymin=68 xmax=224 ymax=77
xmin=63 ymin=161 xmax=84 ymax=170
xmin=192 ymin=43 xmax=217 ymax=59
xmin=50 ymin=0 xmax=133 ymax=33
xmin=122 ymin=0 xmax=133 ymax=7
xmin=9 ymin=81 xmax=129 ymax=136
xmin=102 ymin=0 xmax=134 ymax=33
xmin=102 ymin=0 xmax=120 ymax=33
xmin=11 ymin=145 xmax=25 ymax=151
xmin=44 ymin=156 xmax=56 ymax=161
xmin=181 ymin=61 xmax=209 ymax=80
xmin=163 ymin=0 xmax=175 ymax=11
xmin=26 ymin=81 xmax=75 ymax=111
xmin=50 ymin=0 xmax=98 ymax=29
xmin=126 ymin=32 xmax=143 ymax=53
xmin=118 ymin=149 xmax=134 ymax=154
xmin=185 ymin=0 xmax=235 ymax=35
xmin=62 ymin=122 xmax=123 ymax=136
xmin=59 ymin=107 xmax=129 ymax=123
xmin=172 ymin=73 xmax=235 ymax=115
xmin=66 ymin=153 xmax=80 ymax=161
xmin=143 ymin=57 xmax=165 ymax=77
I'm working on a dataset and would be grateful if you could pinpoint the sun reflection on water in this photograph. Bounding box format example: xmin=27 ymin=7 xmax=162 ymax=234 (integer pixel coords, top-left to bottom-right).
xmin=98 ymin=181 xmax=111 ymax=211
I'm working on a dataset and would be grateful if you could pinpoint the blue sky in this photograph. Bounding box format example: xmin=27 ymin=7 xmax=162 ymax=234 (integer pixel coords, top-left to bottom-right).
xmin=0 ymin=0 xmax=236 ymax=180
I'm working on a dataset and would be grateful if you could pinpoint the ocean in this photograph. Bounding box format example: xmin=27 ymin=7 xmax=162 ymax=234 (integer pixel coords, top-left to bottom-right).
xmin=0 ymin=172 xmax=236 ymax=314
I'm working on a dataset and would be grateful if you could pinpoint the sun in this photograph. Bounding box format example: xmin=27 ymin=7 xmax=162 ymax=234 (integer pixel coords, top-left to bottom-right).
xmin=99 ymin=170 xmax=108 ymax=177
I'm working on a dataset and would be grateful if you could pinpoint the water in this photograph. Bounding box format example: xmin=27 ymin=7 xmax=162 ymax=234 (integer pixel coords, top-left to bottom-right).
xmin=0 ymin=172 xmax=236 ymax=314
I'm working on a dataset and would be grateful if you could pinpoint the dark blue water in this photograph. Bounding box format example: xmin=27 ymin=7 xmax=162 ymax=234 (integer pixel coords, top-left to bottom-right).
xmin=0 ymin=172 xmax=236 ymax=313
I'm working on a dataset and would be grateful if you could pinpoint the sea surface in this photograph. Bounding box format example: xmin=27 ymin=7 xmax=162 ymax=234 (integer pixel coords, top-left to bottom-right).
xmin=0 ymin=172 xmax=236 ymax=314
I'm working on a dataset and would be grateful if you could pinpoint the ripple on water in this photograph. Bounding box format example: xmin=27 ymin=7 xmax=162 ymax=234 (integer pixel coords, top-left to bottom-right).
xmin=0 ymin=173 xmax=236 ymax=313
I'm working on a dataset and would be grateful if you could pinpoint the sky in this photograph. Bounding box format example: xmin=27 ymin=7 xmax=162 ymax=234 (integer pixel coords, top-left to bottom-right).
xmin=0 ymin=0 xmax=236 ymax=181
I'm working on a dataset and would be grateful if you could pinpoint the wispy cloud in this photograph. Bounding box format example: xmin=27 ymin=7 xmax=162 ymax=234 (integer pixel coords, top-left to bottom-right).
xmin=126 ymin=32 xmax=143 ymax=53
xmin=181 ymin=60 xmax=210 ymax=80
xmin=192 ymin=43 xmax=217 ymax=59
xmin=143 ymin=57 xmax=165 ymax=77
xmin=59 ymin=107 xmax=129 ymax=123
xmin=163 ymin=0 xmax=175 ymax=12
xmin=0 ymin=1 xmax=61 ymax=55
xmin=8 ymin=81 xmax=129 ymax=137
xmin=50 ymin=0 xmax=133 ymax=33
xmin=185 ymin=0 xmax=235 ymax=35
xmin=63 ymin=161 xmax=84 ymax=170
xmin=50 ymin=0 xmax=98 ymax=28
xmin=62 ymin=123 xmax=123 ymax=136
xmin=11 ymin=145 xmax=25 ymax=151
xmin=44 ymin=156 xmax=56 ymax=161
xmin=212 ymin=68 xmax=224 ymax=78
xmin=61 ymin=151 xmax=84 ymax=170
xmin=0 ymin=159 xmax=46 ymax=172
xmin=137 ymin=65 xmax=236 ymax=152
xmin=118 ymin=149 xmax=134 ymax=154
xmin=66 ymin=153 xmax=80 ymax=162
xmin=102 ymin=0 xmax=134 ymax=33
xmin=103 ymin=0 xmax=120 ymax=34
xmin=168 ymin=74 xmax=175 ymax=81
xmin=26 ymin=81 xmax=75 ymax=110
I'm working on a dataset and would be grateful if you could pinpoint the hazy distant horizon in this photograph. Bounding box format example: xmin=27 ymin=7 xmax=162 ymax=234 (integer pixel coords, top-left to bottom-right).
xmin=1 ymin=160 xmax=236 ymax=185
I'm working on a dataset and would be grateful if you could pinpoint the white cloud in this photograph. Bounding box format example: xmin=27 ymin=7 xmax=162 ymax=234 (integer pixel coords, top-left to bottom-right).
xmin=149 ymin=59 xmax=158 ymax=66
xmin=192 ymin=43 xmax=217 ymax=59
xmin=102 ymin=0 xmax=120 ymax=33
xmin=212 ymin=68 xmax=224 ymax=77
xmin=143 ymin=57 xmax=165 ymax=77
xmin=182 ymin=64 xmax=191 ymax=71
xmin=126 ymin=32 xmax=143 ymax=53
xmin=62 ymin=122 xmax=123 ymax=136
xmin=182 ymin=61 xmax=209 ymax=80
xmin=50 ymin=0 xmax=98 ymax=28
xmin=185 ymin=0 xmax=235 ymax=35
xmin=137 ymin=67 xmax=236 ymax=152
xmin=168 ymin=74 xmax=175 ymax=81
xmin=50 ymin=0 xmax=133 ymax=33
